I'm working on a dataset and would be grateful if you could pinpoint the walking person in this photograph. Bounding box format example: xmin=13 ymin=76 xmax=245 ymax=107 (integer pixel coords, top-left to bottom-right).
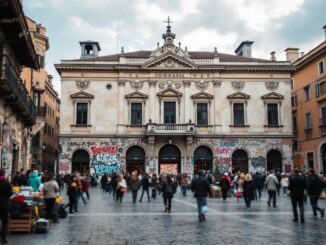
xmin=82 ymin=177 xmax=90 ymax=200
xmin=288 ymin=169 xmax=306 ymax=223
xmin=116 ymin=174 xmax=127 ymax=205
xmin=243 ymin=174 xmax=256 ymax=209
xmin=180 ymin=173 xmax=188 ymax=197
xmin=306 ymin=169 xmax=325 ymax=218
xmin=66 ymin=179 xmax=78 ymax=214
xmin=191 ymin=170 xmax=211 ymax=222
xmin=236 ymin=173 xmax=245 ymax=201
xmin=43 ymin=173 xmax=60 ymax=223
xmin=281 ymin=173 xmax=289 ymax=196
xmin=139 ymin=173 xmax=151 ymax=202
xmin=27 ymin=170 xmax=41 ymax=192
xmin=161 ymin=175 xmax=177 ymax=213
xmin=220 ymin=173 xmax=231 ymax=201
xmin=0 ymin=169 xmax=12 ymax=244
xmin=101 ymin=174 xmax=108 ymax=192
xmin=264 ymin=171 xmax=279 ymax=207
xmin=151 ymin=174 xmax=158 ymax=200
xmin=111 ymin=173 xmax=118 ymax=198
xmin=253 ymin=172 xmax=264 ymax=200
xmin=130 ymin=172 xmax=141 ymax=203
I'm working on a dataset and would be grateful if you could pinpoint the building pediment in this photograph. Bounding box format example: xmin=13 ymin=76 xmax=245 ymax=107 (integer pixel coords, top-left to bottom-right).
xmin=142 ymin=52 xmax=197 ymax=69
xmin=191 ymin=92 xmax=214 ymax=100
xmin=125 ymin=91 xmax=148 ymax=101
xmin=227 ymin=92 xmax=250 ymax=100
xmin=261 ymin=92 xmax=284 ymax=100
xmin=70 ymin=91 xmax=94 ymax=99
xmin=157 ymin=88 xmax=183 ymax=98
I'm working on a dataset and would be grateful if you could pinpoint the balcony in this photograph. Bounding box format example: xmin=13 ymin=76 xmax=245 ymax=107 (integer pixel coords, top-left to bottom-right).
xmin=0 ymin=55 xmax=36 ymax=126
xmin=319 ymin=118 xmax=326 ymax=136
xmin=146 ymin=123 xmax=196 ymax=135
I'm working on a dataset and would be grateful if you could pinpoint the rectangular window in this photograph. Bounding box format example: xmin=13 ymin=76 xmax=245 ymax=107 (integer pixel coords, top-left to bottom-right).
xmin=197 ymin=103 xmax=208 ymax=125
xmin=292 ymin=117 xmax=298 ymax=132
xmin=315 ymin=83 xmax=320 ymax=97
xmin=307 ymin=152 xmax=314 ymax=169
xmin=305 ymin=112 xmax=312 ymax=130
xmin=304 ymin=85 xmax=310 ymax=101
xmin=131 ymin=103 xmax=142 ymax=125
xmin=233 ymin=103 xmax=244 ymax=126
xmin=317 ymin=81 xmax=326 ymax=96
xmin=164 ymin=102 xmax=176 ymax=124
xmin=32 ymin=132 xmax=40 ymax=148
xmin=292 ymin=140 xmax=298 ymax=152
xmin=321 ymin=107 xmax=326 ymax=126
xmin=319 ymin=61 xmax=324 ymax=74
xmin=268 ymin=103 xmax=278 ymax=126
xmin=76 ymin=103 xmax=88 ymax=125
xmin=291 ymin=94 xmax=298 ymax=107
xmin=43 ymin=123 xmax=47 ymax=134
xmin=33 ymin=91 xmax=40 ymax=109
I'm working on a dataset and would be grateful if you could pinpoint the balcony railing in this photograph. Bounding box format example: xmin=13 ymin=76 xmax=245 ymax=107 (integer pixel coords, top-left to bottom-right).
xmin=146 ymin=123 xmax=196 ymax=134
xmin=319 ymin=118 xmax=326 ymax=135
xmin=1 ymin=55 xmax=36 ymax=125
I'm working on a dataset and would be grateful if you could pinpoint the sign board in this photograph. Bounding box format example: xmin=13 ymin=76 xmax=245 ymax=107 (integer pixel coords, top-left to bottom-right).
xmin=160 ymin=164 xmax=178 ymax=175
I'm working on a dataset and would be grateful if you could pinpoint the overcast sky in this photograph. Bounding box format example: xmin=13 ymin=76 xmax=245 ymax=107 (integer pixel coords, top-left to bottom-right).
xmin=24 ymin=0 xmax=326 ymax=95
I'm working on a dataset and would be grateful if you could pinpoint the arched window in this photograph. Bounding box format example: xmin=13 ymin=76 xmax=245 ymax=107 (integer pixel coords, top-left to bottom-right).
xmin=193 ymin=146 xmax=213 ymax=174
xmin=126 ymin=146 xmax=146 ymax=174
xmin=72 ymin=149 xmax=90 ymax=173
xmin=266 ymin=150 xmax=282 ymax=172
xmin=232 ymin=150 xmax=248 ymax=173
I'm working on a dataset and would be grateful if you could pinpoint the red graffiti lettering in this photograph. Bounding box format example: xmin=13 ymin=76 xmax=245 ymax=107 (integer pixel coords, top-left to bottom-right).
xmin=90 ymin=146 xmax=118 ymax=154
xmin=216 ymin=147 xmax=232 ymax=155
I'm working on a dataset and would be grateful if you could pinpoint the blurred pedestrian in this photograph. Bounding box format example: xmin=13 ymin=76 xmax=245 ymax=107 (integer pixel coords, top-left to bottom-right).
xmin=243 ymin=174 xmax=256 ymax=209
xmin=220 ymin=173 xmax=230 ymax=201
xmin=116 ymin=174 xmax=126 ymax=204
xmin=281 ymin=173 xmax=289 ymax=196
xmin=43 ymin=173 xmax=59 ymax=223
xmin=288 ymin=170 xmax=306 ymax=223
xmin=0 ymin=169 xmax=12 ymax=244
xmin=180 ymin=173 xmax=188 ymax=197
xmin=161 ymin=175 xmax=177 ymax=213
xmin=306 ymin=169 xmax=325 ymax=218
xmin=139 ymin=173 xmax=151 ymax=202
xmin=253 ymin=172 xmax=264 ymax=200
xmin=130 ymin=172 xmax=141 ymax=203
xmin=264 ymin=170 xmax=279 ymax=208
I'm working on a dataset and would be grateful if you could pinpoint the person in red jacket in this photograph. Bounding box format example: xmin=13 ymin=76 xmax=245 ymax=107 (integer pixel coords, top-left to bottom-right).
xmin=82 ymin=178 xmax=90 ymax=200
xmin=220 ymin=173 xmax=231 ymax=201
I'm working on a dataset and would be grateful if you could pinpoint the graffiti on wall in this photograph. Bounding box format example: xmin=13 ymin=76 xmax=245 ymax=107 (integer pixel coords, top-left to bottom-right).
xmin=58 ymin=162 xmax=70 ymax=172
xmin=90 ymin=146 xmax=122 ymax=175
xmin=251 ymin=156 xmax=266 ymax=173
xmin=216 ymin=158 xmax=231 ymax=173
xmin=185 ymin=161 xmax=193 ymax=174
xmin=147 ymin=160 xmax=156 ymax=174
xmin=1 ymin=123 xmax=13 ymax=175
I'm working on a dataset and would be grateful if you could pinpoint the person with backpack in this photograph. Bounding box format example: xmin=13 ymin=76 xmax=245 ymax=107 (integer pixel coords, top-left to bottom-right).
xmin=191 ymin=170 xmax=211 ymax=222
xmin=220 ymin=173 xmax=231 ymax=201
xmin=0 ymin=169 xmax=12 ymax=244
xmin=306 ymin=169 xmax=325 ymax=218
xmin=161 ymin=174 xmax=177 ymax=213
xmin=288 ymin=169 xmax=306 ymax=223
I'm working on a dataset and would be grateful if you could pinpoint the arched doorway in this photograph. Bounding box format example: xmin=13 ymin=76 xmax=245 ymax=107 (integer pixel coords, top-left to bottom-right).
xmin=126 ymin=146 xmax=146 ymax=174
xmin=159 ymin=144 xmax=181 ymax=174
xmin=232 ymin=150 xmax=248 ymax=173
xmin=193 ymin=146 xmax=213 ymax=174
xmin=72 ymin=149 xmax=90 ymax=173
xmin=267 ymin=150 xmax=282 ymax=172
xmin=321 ymin=144 xmax=326 ymax=173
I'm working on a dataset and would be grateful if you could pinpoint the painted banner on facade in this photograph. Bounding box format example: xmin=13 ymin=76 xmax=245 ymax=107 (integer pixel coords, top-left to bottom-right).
xmin=160 ymin=164 xmax=178 ymax=175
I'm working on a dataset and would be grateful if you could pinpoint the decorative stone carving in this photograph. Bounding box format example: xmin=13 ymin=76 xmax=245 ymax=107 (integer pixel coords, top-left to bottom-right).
xmin=213 ymin=80 xmax=222 ymax=88
xmin=129 ymin=80 xmax=144 ymax=91
xmin=76 ymin=80 xmax=89 ymax=90
xmin=118 ymin=80 xmax=126 ymax=87
xmin=149 ymin=80 xmax=157 ymax=87
xmin=183 ymin=80 xmax=191 ymax=87
xmin=158 ymin=81 xmax=182 ymax=90
xmin=265 ymin=81 xmax=279 ymax=91
xmin=195 ymin=80 xmax=209 ymax=91
xmin=231 ymin=81 xmax=245 ymax=91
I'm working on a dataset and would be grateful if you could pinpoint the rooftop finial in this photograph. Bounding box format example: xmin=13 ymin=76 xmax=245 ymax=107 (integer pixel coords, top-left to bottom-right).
xmin=163 ymin=16 xmax=173 ymax=34
xmin=162 ymin=16 xmax=175 ymax=45
xmin=121 ymin=46 xmax=124 ymax=53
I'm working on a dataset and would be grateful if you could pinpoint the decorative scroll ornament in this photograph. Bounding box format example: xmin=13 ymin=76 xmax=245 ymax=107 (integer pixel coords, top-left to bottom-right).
xmin=149 ymin=80 xmax=157 ymax=87
xmin=183 ymin=80 xmax=191 ymax=87
xmin=158 ymin=81 xmax=182 ymax=90
xmin=213 ymin=80 xmax=222 ymax=87
xmin=195 ymin=80 xmax=209 ymax=91
xmin=231 ymin=81 xmax=245 ymax=91
xmin=76 ymin=80 xmax=89 ymax=90
xmin=265 ymin=81 xmax=279 ymax=91
xmin=118 ymin=80 xmax=126 ymax=87
xmin=129 ymin=80 xmax=144 ymax=91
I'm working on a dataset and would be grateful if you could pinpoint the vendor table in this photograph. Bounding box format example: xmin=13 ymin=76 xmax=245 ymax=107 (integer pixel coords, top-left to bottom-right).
xmin=9 ymin=206 xmax=37 ymax=234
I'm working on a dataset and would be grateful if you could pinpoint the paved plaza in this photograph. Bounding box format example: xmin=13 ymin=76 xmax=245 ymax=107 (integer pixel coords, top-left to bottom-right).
xmin=9 ymin=188 xmax=326 ymax=245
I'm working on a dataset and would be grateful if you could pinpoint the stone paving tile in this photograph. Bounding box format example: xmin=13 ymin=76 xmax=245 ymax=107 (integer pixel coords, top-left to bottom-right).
xmin=8 ymin=188 xmax=326 ymax=245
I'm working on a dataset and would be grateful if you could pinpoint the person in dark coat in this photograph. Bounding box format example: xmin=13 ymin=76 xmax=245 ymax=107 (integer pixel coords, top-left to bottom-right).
xmin=220 ymin=173 xmax=231 ymax=201
xmin=288 ymin=169 xmax=306 ymax=223
xmin=0 ymin=169 xmax=12 ymax=244
xmin=161 ymin=175 xmax=177 ymax=213
xmin=243 ymin=174 xmax=256 ymax=209
xmin=253 ymin=172 xmax=264 ymax=200
xmin=139 ymin=173 xmax=151 ymax=202
xmin=191 ymin=170 xmax=211 ymax=222
xmin=306 ymin=169 xmax=325 ymax=218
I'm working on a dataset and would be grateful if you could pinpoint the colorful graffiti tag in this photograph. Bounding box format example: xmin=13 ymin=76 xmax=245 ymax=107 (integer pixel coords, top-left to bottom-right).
xmin=251 ymin=156 xmax=267 ymax=173
xmin=90 ymin=146 xmax=123 ymax=175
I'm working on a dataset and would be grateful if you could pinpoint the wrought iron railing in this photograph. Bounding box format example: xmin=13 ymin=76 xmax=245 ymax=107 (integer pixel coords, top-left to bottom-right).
xmin=147 ymin=123 xmax=196 ymax=134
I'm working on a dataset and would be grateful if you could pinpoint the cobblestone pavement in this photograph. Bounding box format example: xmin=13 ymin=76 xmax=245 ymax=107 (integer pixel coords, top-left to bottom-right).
xmin=8 ymin=188 xmax=326 ymax=245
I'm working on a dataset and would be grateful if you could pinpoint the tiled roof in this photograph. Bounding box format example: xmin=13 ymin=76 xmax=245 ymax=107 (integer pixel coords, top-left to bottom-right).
xmin=81 ymin=50 xmax=275 ymax=63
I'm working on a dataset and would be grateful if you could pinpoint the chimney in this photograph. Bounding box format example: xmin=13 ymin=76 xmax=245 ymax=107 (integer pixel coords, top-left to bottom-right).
xmin=270 ymin=51 xmax=276 ymax=61
xmin=323 ymin=25 xmax=326 ymax=41
xmin=285 ymin=48 xmax=299 ymax=63
xmin=235 ymin=41 xmax=254 ymax=58
xmin=79 ymin=41 xmax=101 ymax=59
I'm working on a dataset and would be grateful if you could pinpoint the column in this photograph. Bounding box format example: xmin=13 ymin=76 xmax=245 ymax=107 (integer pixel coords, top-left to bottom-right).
xmin=118 ymin=80 xmax=126 ymax=133
xmin=149 ymin=80 xmax=157 ymax=123
xmin=213 ymin=80 xmax=222 ymax=132
xmin=183 ymin=80 xmax=191 ymax=123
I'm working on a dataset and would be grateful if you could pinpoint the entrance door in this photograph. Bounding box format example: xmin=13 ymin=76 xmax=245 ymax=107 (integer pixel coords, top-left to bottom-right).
xmin=193 ymin=146 xmax=213 ymax=174
xmin=126 ymin=146 xmax=146 ymax=174
xmin=164 ymin=102 xmax=176 ymax=124
xmin=72 ymin=149 xmax=90 ymax=173
xmin=232 ymin=150 xmax=248 ymax=173
xmin=159 ymin=144 xmax=181 ymax=174
xmin=266 ymin=150 xmax=282 ymax=172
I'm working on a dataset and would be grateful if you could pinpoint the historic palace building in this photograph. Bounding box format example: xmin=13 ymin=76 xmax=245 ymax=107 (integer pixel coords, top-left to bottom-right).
xmin=291 ymin=26 xmax=326 ymax=173
xmin=55 ymin=21 xmax=294 ymax=176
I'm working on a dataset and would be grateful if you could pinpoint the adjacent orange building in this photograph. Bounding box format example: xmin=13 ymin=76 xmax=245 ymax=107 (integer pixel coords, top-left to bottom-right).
xmin=291 ymin=25 xmax=326 ymax=173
